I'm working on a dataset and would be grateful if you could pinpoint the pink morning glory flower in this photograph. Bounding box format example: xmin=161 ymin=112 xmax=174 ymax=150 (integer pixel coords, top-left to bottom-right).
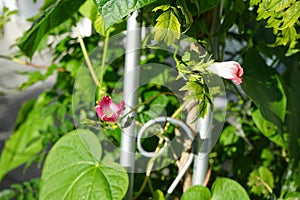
xmin=207 ymin=61 xmax=244 ymax=85
xmin=95 ymin=95 xmax=125 ymax=122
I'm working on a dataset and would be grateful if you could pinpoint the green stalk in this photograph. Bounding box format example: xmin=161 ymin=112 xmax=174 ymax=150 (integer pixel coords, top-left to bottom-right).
xmin=76 ymin=27 xmax=99 ymax=87
xmin=98 ymin=30 xmax=110 ymax=98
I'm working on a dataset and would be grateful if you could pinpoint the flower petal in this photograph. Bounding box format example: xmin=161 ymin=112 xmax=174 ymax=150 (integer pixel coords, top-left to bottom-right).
xmin=95 ymin=95 xmax=125 ymax=122
xmin=207 ymin=61 xmax=243 ymax=85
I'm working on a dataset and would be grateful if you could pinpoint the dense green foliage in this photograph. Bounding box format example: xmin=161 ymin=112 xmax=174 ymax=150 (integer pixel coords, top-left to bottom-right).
xmin=0 ymin=0 xmax=299 ymax=199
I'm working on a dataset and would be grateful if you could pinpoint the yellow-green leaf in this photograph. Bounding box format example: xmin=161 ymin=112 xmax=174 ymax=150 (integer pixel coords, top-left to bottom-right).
xmin=153 ymin=9 xmax=181 ymax=46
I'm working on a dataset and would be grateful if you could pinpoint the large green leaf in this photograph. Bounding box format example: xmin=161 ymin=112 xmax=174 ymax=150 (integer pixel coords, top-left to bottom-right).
xmin=242 ymin=48 xmax=287 ymax=134
xmin=92 ymin=0 xmax=158 ymax=31
xmin=181 ymin=185 xmax=211 ymax=200
xmin=18 ymin=0 xmax=85 ymax=58
xmin=211 ymin=178 xmax=250 ymax=200
xmin=0 ymin=94 xmax=54 ymax=180
xmin=181 ymin=178 xmax=249 ymax=200
xmin=39 ymin=129 xmax=128 ymax=200
xmin=282 ymin=56 xmax=300 ymax=184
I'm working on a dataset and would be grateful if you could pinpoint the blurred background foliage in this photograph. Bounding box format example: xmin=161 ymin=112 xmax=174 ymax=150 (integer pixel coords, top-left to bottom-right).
xmin=0 ymin=0 xmax=299 ymax=199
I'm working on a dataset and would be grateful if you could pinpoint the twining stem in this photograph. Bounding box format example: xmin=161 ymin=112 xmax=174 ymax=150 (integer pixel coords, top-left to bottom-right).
xmin=76 ymin=27 xmax=99 ymax=87
xmin=98 ymin=31 xmax=110 ymax=98
xmin=132 ymin=99 xmax=190 ymax=200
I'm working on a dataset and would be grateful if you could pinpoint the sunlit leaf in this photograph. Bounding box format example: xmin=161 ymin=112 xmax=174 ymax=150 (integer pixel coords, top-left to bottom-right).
xmin=250 ymin=0 xmax=261 ymax=6
xmin=211 ymin=178 xmax=250 ymax=200
xmin=92 ymin=0 xmax=158 ymax=31
xmin=153 ymin=8 xmax=181 ymax=46
xmin=153 ymin=189 xmax=165 ymax=200
xmin=181 ymin=185 xmax=211 ymax=200
xmin=79 ymin=0 xmax=98 ymax=21
xmin=39 ymin=129 xmax=128 ymax=200
xmin=266 ymin=0 xmax=295 ymax=12
xmin=79 ymin=0 xmax=105 ymax=35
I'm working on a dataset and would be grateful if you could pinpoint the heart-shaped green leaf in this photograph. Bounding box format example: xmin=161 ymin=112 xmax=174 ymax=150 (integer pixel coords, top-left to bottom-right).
xmin=211 ymin=178 xmax=250 ymax=200
xmin=181 ymin=185 xmax=211 ymax=200
xmin=39 ymin=129 xmax=128 ymax=200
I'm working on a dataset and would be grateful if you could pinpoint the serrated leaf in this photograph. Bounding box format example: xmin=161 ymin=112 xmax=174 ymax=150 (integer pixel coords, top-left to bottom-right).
xmin=250 ymin=0 xmax=261 ymax=6
xmin=266 ymin=0 xmax=295 ymax=12
xmin=181 ymin=185 xmax=211 ymax=200
xmin=18 ymin=0 xmax=86 ymax=58
xmin=211 ymin=178 xmax=250 ymax=200
xmin=153 ymin=9 xmax=181 ymax=46
xmin=257 ymin=4 xmax=271 ymax=20
xmin=39 ymin=129 xmax=128 ymax=200
xmin=280 ymin=2 xmax=300 ymax=29
xmin=197 ymin=95 xmax=209 ymax=118
xmin=266 ymin=17 xmax=281 ymax=29
xmin=286 ymin=40 xmax=300 ymax=56
xmin=92 ymin=0 xmax=158 ymax=31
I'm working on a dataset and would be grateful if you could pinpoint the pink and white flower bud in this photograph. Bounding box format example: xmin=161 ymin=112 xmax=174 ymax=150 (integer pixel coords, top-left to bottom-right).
xmin=207 ymin=61 xmax=244 ymax=85
xmin=95 ymin=95 xmax=125 ymax=122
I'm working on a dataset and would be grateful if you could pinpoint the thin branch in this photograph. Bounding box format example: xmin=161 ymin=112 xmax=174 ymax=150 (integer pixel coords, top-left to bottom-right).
xmin=0 ymin=54 xmax=48 ymax=69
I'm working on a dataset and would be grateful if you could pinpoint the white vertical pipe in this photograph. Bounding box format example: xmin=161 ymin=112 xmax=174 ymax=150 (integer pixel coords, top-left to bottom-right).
xmin=120 ymin=10 xmax=141 ymax=199
xmin=192 ymin=105 xmax=212 ymax=185
xmin=192 ymin=1 xmax=222 ymax=185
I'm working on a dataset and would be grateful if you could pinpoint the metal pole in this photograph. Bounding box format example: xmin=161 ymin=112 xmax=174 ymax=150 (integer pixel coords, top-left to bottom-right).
xmin=120 ymin=10 xmax=142 ymax=199
xmin=192 ymin=105 xmax=212 ymax=185
xmin=192 ymin=1 xmax=222 ymax=185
